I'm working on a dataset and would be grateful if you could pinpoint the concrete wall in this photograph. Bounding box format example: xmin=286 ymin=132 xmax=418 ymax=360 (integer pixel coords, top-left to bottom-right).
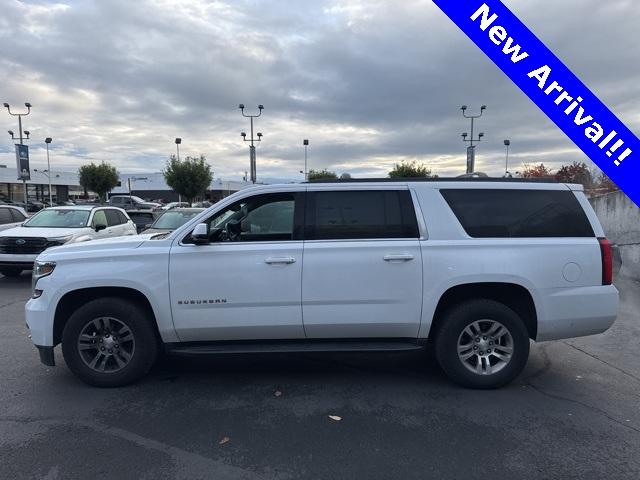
xmin=590 ymin=191 xmax=640 ymax=280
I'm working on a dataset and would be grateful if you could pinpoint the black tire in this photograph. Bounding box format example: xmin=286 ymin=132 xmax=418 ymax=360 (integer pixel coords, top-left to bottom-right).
xmin=0 ymin=267 xmax=23 ymax=277
xmin=434 ymin=299 xmax=530 ymax=389
xmin=62 ymin=297 xmax=158 ymax=387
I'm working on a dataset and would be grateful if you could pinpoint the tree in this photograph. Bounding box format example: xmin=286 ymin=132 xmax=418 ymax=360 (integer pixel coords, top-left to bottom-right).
xmin=389 ymin=160 xmax=433 ymax=178
xmin=163 ymin=154 xmax=213 ymax=203
xmin=554 ymin=162 xmax=592 ymax=187
xmin=78 ymin=162 xmax=119 ymax=202
xmin=520 ymin=163 xmax=553 ymax=178
xmin=308 ymin=169 xmax=338 ymax=181
xmin=596 ymin=173 xmax=619 ymax=193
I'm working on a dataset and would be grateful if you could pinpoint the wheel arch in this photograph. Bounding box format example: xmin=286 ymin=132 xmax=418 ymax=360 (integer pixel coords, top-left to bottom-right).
xmin=53 ymin=286 xmax=161 ymax=346
xmin=428 ymin=282 xmax=538 ymax=341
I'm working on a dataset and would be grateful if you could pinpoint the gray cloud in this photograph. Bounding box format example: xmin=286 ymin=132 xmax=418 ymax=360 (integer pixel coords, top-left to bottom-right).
xmin=0 ymin=0 xmax=638 ymax=181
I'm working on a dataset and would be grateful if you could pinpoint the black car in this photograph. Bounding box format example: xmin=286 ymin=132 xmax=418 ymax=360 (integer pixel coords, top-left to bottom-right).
xmin=126 ymin=209 xmax=161 ymax=233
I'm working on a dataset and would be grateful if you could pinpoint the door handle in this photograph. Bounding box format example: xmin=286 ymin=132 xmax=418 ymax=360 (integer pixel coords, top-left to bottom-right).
xmin=265 ymin=257 xmax=296 ymax=265
xmin=383 ymin=254 xmax=414 ymax=262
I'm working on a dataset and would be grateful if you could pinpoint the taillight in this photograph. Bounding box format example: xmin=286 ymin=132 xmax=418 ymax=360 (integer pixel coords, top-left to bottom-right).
xmin=598 ymin=238 xmax=613 ymax=285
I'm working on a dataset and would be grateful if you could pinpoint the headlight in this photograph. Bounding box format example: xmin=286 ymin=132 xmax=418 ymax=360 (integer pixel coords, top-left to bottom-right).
xmin=47 ymin=235 xmax=73 ymax=246
xmin=32 ymin=261 xmax=56 ymax=298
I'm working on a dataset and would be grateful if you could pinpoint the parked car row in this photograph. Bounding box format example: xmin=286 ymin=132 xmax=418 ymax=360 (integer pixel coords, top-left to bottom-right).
xmin=0 ymin=205 xmax=208 ymax=275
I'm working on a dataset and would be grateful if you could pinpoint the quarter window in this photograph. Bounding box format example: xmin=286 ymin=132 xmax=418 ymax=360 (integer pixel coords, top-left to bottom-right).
xmin=440 ymin=189 xmax=595 ymax=238
xmin=0 ymin=208 xmax=12 ymax=225
xmin=305 ymin=190 xmax=419 ymax=240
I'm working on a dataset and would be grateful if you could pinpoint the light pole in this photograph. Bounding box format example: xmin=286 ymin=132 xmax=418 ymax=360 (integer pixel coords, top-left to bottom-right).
xmin=303 ymin=139 xmax=309 ymax=181
xmin=45 ymin=138 xmax=53 ymax=204
xmin=174 ymin=138 xmax=182 ymax=202
xmin=460 ymin=105 xmax=486 ymax=174
xmin=239 ymin=104 xmax=263 ymax=184
xmin=503 ymin=139 xmax=511 ymax=177
xmin=4 ymin=102 xmax=32 ymax=205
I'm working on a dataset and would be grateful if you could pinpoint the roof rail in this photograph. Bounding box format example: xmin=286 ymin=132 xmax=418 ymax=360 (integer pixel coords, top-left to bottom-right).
xmin=305 ymin=177 xmax=559 ymax=184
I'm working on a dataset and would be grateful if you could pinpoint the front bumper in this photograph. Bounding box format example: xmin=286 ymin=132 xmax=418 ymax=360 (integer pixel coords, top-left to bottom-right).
xmin=0 ymin=253 xmax=38 ymax=269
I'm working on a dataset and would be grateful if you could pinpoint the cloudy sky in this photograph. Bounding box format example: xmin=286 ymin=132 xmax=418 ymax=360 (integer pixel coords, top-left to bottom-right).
xmin=1 ymin=0 xmax=639 ymax=182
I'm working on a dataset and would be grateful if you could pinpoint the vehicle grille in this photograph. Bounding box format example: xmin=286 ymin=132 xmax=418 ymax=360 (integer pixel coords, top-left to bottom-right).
xmin=0 ymin=237 xmax=59 ymax=255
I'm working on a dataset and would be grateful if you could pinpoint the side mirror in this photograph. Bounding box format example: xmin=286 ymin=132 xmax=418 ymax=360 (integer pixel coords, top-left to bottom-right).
xmin=94 ymin=223 xmax=107 ymax=232
xmin=192 ymin=223 xmax=210 ymax=245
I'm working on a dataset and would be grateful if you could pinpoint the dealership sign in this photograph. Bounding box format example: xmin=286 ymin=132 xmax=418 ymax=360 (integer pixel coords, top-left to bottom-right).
xmin=15 ymin=144 xmax=30 ymax=180
xmin=431 ymin=0 xmax=640 ymax=207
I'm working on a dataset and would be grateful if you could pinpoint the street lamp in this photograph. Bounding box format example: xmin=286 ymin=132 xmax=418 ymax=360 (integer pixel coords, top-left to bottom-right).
xmin=503 ymin=139 xmax=511 ymax=177
xmin=460 ymin=105 xmax=486 ymax=174
xmin=4 ymin=102 xmax=32 ymax=205
xmin=303 ymin=139 xmax=309 ymax=181
xmin=45 ymin=137 xmax=53 ymax=204
xmin=175 ymin=138 xmax=182 ymax=161
xmin=239 ymin=104 xmax=264 ymax=184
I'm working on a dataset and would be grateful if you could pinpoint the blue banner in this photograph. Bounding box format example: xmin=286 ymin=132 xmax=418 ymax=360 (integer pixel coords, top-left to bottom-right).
xmin=431 ymin=0 xmax=640 ymax=207
xmin=15 ymin=144 xmax=30 ymax=180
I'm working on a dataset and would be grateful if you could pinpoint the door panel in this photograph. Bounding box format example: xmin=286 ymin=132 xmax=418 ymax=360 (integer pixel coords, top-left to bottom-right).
xmin=302 ymin=240 xmax=422 ymax=338
xmin=169 ymin=242 xmax=304 ymax=341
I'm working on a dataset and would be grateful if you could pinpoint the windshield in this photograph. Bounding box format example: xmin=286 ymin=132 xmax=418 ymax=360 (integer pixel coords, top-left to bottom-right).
xmin=151 ymin=210 xmax=201 ymax=230
xmin=24 ymin=209 xmax=90 ymax=228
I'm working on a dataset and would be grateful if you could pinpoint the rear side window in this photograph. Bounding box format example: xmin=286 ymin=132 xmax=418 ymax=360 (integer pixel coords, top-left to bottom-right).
xmin=305 ymin=190 xmax=419 ymax=240
xmin=440 ymin=189 xmax=594 ymax=238
xmin=0 ymin=208 xmax=12 ymax=224
xmin=10 ymin=208 xmax=26 ymax=222
xmin=117 ymin=211 xmax=129 ymax=224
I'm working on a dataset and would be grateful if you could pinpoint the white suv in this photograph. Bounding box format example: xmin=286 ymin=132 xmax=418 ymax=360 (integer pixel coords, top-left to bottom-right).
xmin=0 ymin=206 xmax=137 ymax=277
xmin=25 ymin=180 xmax=618 ymax=388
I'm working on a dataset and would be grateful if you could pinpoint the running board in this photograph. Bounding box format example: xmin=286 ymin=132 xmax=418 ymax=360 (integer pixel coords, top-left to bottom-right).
xmin=166 ymin=341 xmax=424 ymax=356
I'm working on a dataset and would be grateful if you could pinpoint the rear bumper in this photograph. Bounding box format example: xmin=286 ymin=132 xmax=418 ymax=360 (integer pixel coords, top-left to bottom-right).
xmin=536 ymin=285 xmax=619 ymax=342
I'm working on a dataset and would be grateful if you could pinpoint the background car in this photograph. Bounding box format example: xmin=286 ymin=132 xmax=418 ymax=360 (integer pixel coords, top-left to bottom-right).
xmin=0 ymin=205 xmax=28 ymax=232
xmin=0 ymin=206 xmax=137 ymax=277
xmin=108 ymin=195 xmax=161 ymax=211
xmin=127 ymin=209 xmax=161 ymax=233
xmin=161 ymin=201 xmax=190 ymax=211
xmin=142 ymin=208 xmax=205 ymax=234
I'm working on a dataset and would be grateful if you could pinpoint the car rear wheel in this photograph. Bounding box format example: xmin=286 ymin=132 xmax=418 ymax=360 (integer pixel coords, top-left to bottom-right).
xmin=62 ymin=298 xmax=158 ymax=387
xmin=435 ymin=299 xmax=530 ymax=389
xmin=0 ymin=267 xmax=23 ymax=277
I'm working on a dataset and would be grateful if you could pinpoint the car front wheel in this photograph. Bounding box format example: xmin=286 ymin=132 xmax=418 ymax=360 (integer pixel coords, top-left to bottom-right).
xmin=62 ymin=298 xmax=158 ymax=387
xmin=435 ymin=299 xmax=530 ymax=389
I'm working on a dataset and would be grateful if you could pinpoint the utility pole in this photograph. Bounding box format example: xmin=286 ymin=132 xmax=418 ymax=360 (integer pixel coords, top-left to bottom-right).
xmin=503 ymin=139 xmax=511 ymax=177
xmin=239 ymin=104 xmax=263 ymax=184
xmin=45 ymin=137 xmax=53 ymax=204
xmin=460 ymin=105 xmax=486 ymax=174
xmin=4 ymin=102 xmax=32 ymax=205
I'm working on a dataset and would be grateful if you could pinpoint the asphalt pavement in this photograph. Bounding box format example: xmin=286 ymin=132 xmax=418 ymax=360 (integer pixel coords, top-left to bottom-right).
xmin=1 ymin=272 xmax=639 ymax=479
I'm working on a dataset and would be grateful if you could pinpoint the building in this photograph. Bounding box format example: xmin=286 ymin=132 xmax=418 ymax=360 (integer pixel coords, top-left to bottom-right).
xmin=0 ymin=165 xmax=79 ymax=203
xmin=109 ymin=172 xmax=251 ymax=203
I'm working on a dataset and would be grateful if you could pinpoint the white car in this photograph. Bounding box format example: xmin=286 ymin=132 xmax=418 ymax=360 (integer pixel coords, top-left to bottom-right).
xmin=0 ymin=205 xmax=137 ymax=277
xmin=26 ymin=179 xmax=618 ymax=389
xmin=0 ymin=205 xmax=28 ymax=232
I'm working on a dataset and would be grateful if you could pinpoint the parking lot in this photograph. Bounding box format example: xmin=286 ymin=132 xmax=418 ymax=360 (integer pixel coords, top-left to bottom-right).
xmin=0 ymin=273 xmax=639 ymax=479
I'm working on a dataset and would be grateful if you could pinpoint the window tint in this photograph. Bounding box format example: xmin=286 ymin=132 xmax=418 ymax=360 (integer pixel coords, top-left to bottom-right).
xmin=92 ymin=210 xmax=107 ymax=227
xmin=105 ymin=209 xmax=124 ymax=226
xmin=440 ymin=189 xmax=594 ymax=238
xmin=305 ymin=190 xmax=419 ymax=240
xmin=129 ymin=212 xmax=154 ymax=224
xmin=10 ymin=208 xmax=26 ymax=222
xmin=190 ymin=192 xmax=297 ymax=243
xmin=110 ymin=197 xmax=122 ymax=204
xmin=0 ymin=208 xmax=12 ymax=225
xmin=117 ymin=211 xmax=129 ymax=224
